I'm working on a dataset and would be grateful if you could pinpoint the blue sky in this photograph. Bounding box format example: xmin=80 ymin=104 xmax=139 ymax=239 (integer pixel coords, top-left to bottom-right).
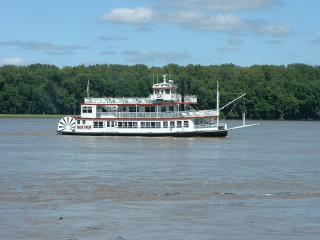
xmin=0 ymin=0 xmax=319 ymax=67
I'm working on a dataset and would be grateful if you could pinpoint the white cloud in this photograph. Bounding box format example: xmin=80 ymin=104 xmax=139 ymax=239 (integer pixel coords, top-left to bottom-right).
xmin=161 ymin=0 xmax=282 ymax=11
xmin=197 ymin=14 xmax=246 ymax=31
xmin=101 ymin=7 xmax=155 ymax=25
xmin=166 ymin=12 xmax=290 ymax=36
xmin=259 ymin=24 xmax=291 ymax=36
xmin=0 ymin=40 xmax=89 ymax=55
xmin=100 ymin=4 xmax=290 ymax=37
xmin=0 ymin=57 xmax=26 ymax=66
xmin=167 ymin=11 xmax=245 ymax=31
xmin=122 ymin=50 xmax=190 ymax=63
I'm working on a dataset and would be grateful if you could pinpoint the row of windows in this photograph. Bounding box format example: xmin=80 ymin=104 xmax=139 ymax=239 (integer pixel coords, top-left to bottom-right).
xmin=154 ymin=89 xmax=171 ymax=94
xmin=118 ymin=122 xmax=138 ymax=128
xmin=118 ymin=106 xmax=175 ymax=112
xmin=85 ymin=106 xmax=178 ymax=113
xmin=141 ymin=122 xmax=161 ymax=128
xmin=79 ymin=120 xmax=189 ymax=128
xmin=92 ymin=121 xmax=189 ymax=128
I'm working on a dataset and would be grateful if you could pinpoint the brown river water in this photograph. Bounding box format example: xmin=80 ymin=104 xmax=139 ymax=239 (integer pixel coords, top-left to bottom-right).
xmin=0 ymin=118 xmax=320 ymax=240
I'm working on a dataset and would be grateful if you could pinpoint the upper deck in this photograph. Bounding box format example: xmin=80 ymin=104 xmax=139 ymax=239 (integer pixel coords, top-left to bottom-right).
xmin=83 ymin=74 xmax=197 ymax=105
xmin=84 ymin=95 xmax=197 ymax=105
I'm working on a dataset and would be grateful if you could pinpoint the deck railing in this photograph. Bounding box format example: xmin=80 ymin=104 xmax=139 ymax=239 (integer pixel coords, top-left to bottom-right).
xmin=84 ymin=95 xmax=197 ymax=104
xmin=96 ymin=110 xmax=218 ymax=119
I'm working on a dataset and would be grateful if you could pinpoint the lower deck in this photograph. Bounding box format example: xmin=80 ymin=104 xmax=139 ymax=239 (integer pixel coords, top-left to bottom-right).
xmin=57 ymin=117 xmax=228 ymax=137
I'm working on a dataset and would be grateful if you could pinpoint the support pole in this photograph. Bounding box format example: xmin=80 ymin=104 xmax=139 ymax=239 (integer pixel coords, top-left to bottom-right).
xmin=242 ymin=112 xmax=246 ymax=126
xmin=216 ymin=81 xmax=219 ymax=128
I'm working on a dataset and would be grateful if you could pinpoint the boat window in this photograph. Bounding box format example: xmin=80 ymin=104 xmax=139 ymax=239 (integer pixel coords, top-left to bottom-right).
xmin=184 ymin=121 xmax=189 ymax=128
xmin=94 ymin=121 xmax=103 ymax=128
xmin=163 ymin=121 xmax=168 ymax=128
xmin=77 ymin=120 xmax=80 ymax=124
xmin=82 ymin=120 xmax=86 ymax=124
xmin=129 ymin=107 xmax=136 ymax=112
xmin=150 ymin=107 xmax=155 ymax=112
xmin=170 ymin=121 xmax=175 ymax=128
xmin=151 ymin=122 xmax=156 ymax=128
xmin=177 ymin=121 xmax=182 ymax=128
xmin=88 ymin=107 xmax=92 ymax=113
xmin=169 ymin=106 xmax=174 ymax=112
xmin=118 ymin=122 xmax=123 ymax=128
xmin=145 ymin=107 xmax=150 ymax=112
xmin=161 ymin=106 xmax=166 ymax=112
xmin=141 ymin=122 xmax=145 ymax=128
xmin=165 ymin=89 xmax=170 ymax=94
xmin=107 ymin=121 xmax=110 ymax=127
xmin=111 ymin=121 xmax=114 ymax=127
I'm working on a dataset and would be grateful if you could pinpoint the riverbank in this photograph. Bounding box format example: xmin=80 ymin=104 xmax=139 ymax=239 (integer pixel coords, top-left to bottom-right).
xmin=0 ymin=114 xmax=66 ymax=118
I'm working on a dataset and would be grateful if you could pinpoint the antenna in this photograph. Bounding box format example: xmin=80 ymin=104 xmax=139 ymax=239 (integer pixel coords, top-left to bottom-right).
xmin=216 ymin=81 xmax=219 ymax=127
xmin=86 ymin=79 xmax=90 ymax=98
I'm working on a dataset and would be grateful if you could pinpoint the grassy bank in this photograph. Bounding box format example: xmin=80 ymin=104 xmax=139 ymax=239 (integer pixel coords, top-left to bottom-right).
xmin=0 ymin=114 xmax=66 ymax=118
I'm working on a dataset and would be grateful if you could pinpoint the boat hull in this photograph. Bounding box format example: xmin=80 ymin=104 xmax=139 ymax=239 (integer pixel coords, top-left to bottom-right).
xmin=57 ymin=130 xmax=228 ymax=137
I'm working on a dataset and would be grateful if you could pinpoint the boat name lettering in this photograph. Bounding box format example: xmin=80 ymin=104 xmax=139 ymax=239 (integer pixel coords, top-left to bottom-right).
xmin=77 ymin=125 xmax=92 ymax=129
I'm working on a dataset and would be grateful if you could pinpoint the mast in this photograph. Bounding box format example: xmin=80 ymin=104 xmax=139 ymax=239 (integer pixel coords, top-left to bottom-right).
xmin=216 ymin=81 xmax=219 ymax=127
xmin=86 ymin=79 xmax=90 ymax=98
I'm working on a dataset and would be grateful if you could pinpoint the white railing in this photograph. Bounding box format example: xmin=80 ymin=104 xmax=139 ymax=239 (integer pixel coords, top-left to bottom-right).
xmin=96 ymin=110 xmax=218 ymax=119
xmin=84 ymin=94 xmax=197 ymax=104
xmin=194 ymin=123 xmax=227 ymax=129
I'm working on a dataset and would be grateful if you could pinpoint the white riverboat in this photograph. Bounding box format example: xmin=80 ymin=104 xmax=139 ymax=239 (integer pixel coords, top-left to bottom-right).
xmin=57 ymin=74 xmax=256 ymax=137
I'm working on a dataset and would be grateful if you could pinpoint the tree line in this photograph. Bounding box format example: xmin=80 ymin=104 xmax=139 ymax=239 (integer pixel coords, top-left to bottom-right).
xmin=0 ymin=63 xmax=319 ymax=120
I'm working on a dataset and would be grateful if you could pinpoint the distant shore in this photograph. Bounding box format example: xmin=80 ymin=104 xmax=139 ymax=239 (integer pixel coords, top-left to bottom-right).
xmin=0 ymin=114 xmax=66 ymax=118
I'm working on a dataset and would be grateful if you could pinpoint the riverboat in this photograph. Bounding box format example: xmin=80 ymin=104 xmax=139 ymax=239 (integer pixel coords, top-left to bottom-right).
xmin=57 ymin=74 xmax=256 ymax=137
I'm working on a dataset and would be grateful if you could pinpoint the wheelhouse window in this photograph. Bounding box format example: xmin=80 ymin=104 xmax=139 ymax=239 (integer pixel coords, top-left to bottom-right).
xmin=82 ymin=106 xmax=92 ymax=113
